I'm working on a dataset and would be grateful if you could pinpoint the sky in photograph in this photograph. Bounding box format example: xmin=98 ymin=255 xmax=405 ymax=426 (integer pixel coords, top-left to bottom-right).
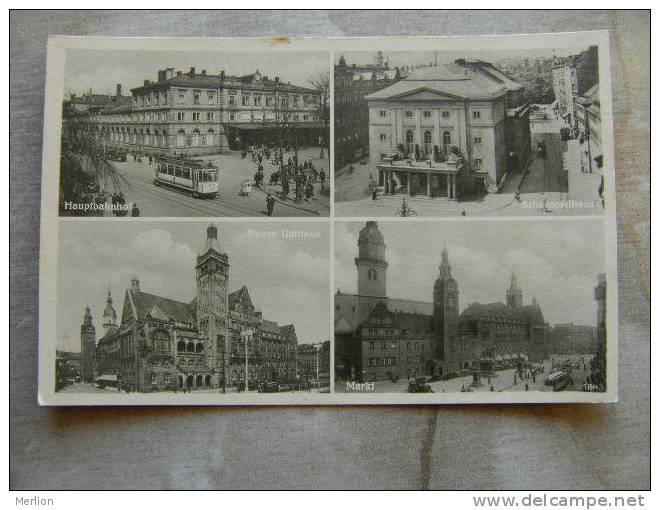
xmin=336 ymin=47 xmax=592 ymax=68
xmin=57 ymin=221 xmax=330 ymax=351
xmin=63 ymin=49 xmax=329 ymax=97
xmin=334 ymin=220 xmax=606 ymax=328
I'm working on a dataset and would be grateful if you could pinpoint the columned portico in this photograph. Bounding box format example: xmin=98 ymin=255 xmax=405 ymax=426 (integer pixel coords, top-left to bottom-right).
xmin=377 ymin=159 xmax=463 ymax=200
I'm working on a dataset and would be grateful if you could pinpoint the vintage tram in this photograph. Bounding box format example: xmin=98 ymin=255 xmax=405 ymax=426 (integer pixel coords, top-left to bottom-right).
xmin=154 ymin=156 xmax=219 ymax=198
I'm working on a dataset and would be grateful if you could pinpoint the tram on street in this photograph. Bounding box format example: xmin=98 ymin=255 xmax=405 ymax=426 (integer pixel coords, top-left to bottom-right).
xmin=154 ymin=156 xmax=219 ymax=198
xmin=544 ymin=371 xmax=571 ymax=391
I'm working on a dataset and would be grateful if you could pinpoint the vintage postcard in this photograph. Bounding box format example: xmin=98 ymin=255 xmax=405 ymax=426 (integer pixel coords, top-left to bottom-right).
xmin=39 ymin=32 xmax=617 ymax=404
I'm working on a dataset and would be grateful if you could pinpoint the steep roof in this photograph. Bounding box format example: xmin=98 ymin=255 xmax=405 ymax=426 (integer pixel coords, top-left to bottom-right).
xmin=391 ymin=311 xmax=432 ymax=332
xmin=366 ymin=61 xmax=522 ymax=101
xmin=334 ymin=292 xmax=433 ymax=333
xmin=460 ymin=301 xmax=544 ymax=325
xmin=279 ymin=324 xmax=296 ymax=338
xmin=461 ymin=302 xmax=524 ymax=321
xmin=259 ymin=319 xmax=281 ymax=335
xmin=129 ymin=289 xmax=195 ymax=324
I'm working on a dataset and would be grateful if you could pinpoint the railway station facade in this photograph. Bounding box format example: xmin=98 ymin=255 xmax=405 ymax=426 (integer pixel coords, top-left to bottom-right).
xmin=85 ymin=224 xmax=299 ymax=392
xmin=64 ymin=67 xmax=324 ymax=157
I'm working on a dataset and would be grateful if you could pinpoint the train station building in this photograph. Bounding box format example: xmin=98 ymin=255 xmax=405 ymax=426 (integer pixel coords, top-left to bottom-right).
xmin=63 ymin=68 xmax=324 ymax=157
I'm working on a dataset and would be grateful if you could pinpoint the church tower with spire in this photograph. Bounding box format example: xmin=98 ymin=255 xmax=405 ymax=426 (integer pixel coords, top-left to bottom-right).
xmin=355 ymin=221 xmax=388 ymax=298
xmin=80 ymin=306 xmax=96 ymax=383
xmin=195 ymin=224 xmax=230 ymax=390
xmin=102 ymin=287 xmax=118 ymax=335
xmin=433 ymin=246 xmax=460 ymax=372
xmin=506 ymin=267 xmax=523 ymax=308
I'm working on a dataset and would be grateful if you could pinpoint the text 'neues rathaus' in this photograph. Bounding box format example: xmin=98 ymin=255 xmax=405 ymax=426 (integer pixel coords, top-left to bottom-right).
xmin=78 ymin=225 xmax=298 ymax=392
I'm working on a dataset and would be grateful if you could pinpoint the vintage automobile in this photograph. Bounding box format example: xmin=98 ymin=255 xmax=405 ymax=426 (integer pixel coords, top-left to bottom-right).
xmin=408 ymin=377 xmax=434 ymax=393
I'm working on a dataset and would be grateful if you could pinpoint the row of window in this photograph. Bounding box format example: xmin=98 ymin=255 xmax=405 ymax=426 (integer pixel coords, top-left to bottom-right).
xmin=135 ymin=89 xmax=316 ymax=108
xmin=378 ymin=110 xmax=482 ymax=119
xmin=367 ymin=357 xmax=396 ymax=367
xmin=377 ymin=131 xmax=482 ymax=145
xmin=367 ymin=340 xmax=428 ymax=351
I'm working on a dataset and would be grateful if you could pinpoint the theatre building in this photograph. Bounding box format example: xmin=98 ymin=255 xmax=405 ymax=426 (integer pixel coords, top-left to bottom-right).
xmin=65 ymin=67 xmax=323 ymax=157
xmin=84 ymin=225 xmax=298 ymax=393
xmin=365 ymin=59 xmax=531 ymax=197
xmin=335 ymin=222 xmax=548 ymax=383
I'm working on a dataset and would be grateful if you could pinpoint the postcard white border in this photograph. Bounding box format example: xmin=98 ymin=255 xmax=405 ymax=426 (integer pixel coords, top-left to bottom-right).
xmin=39 ymin=31 xmax=618 ymax=405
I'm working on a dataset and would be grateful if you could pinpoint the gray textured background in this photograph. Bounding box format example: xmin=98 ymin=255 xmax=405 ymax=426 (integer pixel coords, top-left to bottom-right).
xmin=10 ymin=10 xmax=650 ymax=489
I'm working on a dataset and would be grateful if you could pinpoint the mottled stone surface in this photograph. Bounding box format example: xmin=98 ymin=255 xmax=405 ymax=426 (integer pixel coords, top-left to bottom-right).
xmin=10 ymin=10 xmax=649 ymax=489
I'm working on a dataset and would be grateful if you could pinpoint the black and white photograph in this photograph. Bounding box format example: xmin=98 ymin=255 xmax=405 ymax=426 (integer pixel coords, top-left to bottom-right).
xmin=12 ymin=10 xmax=649 ymax=495
xmin=334 ymin=46 xmax=608 ymax=217
xmin=58 ymin=47 xmax=330 ymax=218
xmin=334 ymin=220 xmax=612 ymax=400
xmin=45 ymin=220 xmax=331 ymax=404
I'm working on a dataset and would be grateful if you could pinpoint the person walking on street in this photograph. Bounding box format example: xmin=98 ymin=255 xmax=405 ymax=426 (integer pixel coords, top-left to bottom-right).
xmin=266 ymin=193 xmax=275 ymax=216
xmin=131 ymin=203 xmax=140 ymax=217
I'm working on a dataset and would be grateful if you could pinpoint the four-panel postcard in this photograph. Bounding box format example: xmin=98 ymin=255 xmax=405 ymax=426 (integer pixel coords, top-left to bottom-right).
xmin=38 ymin=31 xmax=617 ymax=404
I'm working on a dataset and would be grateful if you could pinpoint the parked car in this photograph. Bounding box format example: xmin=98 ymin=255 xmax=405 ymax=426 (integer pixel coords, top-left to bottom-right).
xmin=408 ymin=377 xmax=433 ymax=393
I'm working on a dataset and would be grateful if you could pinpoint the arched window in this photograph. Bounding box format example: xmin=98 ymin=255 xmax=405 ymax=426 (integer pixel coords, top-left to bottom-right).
xmin=176 ymin=129 xmax=185 ymax=147
xmin=205 ymin=375 xmax=212 ymax=388
xmin=186 ymin=342 xmax=195 ymax=352
xmin=192 ymin=129 xmax=200 ymax=147
xmin=177 ymin=340 xmax=186 ymax=352
xmin=443 ymin=131 xmax=451 ymax=155
xmin=205 ymin=128 xmax=215 ymax=146
xmin=196 ymin=343 xmax=204 ymax=353
xmin=195 ymin=375 xmax=203 ymax=388
xmin=406 ymin=131 xmax=414 ymax=143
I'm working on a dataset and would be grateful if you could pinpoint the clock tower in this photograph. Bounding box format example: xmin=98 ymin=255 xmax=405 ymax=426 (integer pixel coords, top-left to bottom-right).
xmin=433 ymin=246 xmax=460 ymax=373
xmin=355 ymin=221 xmax=387 ymax=298
xmin=195 ymin=224 xmax=230 ymax=391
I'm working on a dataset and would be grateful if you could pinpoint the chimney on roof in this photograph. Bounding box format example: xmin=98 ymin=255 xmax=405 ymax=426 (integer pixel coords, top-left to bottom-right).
xmin=220 ymin=70 xmax=225 ymax=80
xmin=189 ymin=67 xmax=196 ymax=77
xmin=144 ymin=79 xmax=150 ymax=86
xmin=116 ymin=84 xmax=122 ymax=98
xmin=201 ymin=69 xmax=206 ymax=77
xmin=131 ymin=276 xmax=140 ymax=293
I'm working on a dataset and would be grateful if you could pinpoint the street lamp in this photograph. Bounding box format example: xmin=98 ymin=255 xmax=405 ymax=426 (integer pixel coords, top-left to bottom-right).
xmin=241 ymin=329 xmax=253 ymax=392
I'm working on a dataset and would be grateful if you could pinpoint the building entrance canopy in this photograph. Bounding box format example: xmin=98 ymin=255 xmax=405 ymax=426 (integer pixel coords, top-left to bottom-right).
xmin=376 ymin=159 xmax=464 ymax=200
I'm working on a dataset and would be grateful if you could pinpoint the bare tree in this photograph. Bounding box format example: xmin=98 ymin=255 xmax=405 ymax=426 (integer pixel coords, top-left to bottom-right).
xmin=309 ymin=72 xmax=330 ymax=160
xmin=59 ymin=110 xmax=125 ymax=216
xmin=269 ymin=87 xmax=303 ymax=202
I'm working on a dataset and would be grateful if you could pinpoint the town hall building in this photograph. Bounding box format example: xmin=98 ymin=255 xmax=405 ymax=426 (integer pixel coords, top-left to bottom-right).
xmin=78 ymin=224 xmax=298 ymax=392
xmin=334 ymin=222 xmax=548 ymax=383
